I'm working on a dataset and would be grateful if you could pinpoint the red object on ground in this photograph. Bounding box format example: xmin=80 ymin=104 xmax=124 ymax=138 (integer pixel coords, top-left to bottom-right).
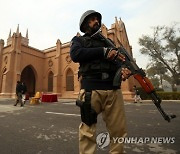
xmin=25 ymin=93 xmax=29 ymax=100
xmin=41 ymin=94 xmax=58 ymax=102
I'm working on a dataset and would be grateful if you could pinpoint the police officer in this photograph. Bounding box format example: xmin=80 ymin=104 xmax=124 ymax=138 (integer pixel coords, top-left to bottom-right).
xmin=14 ymin=81 xmax=24 ymax=107
xmin=70 ymin=10 xmax=131 ymax=154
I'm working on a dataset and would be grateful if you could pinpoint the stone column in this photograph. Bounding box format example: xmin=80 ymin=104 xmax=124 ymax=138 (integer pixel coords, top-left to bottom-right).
xmin=0 ymin=39 xmax=4 ymax=93
xmin=54 ymin=39 xmax=62 ymax=97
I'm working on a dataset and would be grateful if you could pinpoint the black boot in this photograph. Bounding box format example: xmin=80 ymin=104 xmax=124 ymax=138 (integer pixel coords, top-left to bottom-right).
xmin=14 ymin=100 xmax=18 ymax=106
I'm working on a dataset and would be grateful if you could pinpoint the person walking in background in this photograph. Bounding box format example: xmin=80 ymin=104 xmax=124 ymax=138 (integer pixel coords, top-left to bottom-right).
xmin=133 ymin=85 xmax=142 ymax=103
xmin=14 ymin=81 xmax=24 ymax=107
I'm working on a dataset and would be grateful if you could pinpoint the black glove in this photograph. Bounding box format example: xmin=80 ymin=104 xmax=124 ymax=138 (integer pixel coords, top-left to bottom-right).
xmin=104 ymin=47 xmax=119 ymax=61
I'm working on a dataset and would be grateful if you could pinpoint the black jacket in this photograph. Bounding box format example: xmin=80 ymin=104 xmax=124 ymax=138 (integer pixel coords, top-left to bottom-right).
xmin=16 ymin=83 xmax=22 ymax=93
xmin=70 ymin=34 xmax=121 ymax=90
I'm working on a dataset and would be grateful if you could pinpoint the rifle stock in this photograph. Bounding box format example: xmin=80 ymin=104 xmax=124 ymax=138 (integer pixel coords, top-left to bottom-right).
xmin=133 ymin=74 xmax=155 ymax=94
xmin=92 ymin=30 xmax=176 ymax=122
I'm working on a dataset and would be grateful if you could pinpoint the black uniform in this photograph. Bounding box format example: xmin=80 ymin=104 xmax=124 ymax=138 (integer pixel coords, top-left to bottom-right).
xmin=70 ymin=34 xmax=121 ymax=91
xmin=14 ymin=81 xmax=23 ymax=106
xmin=16 ymin=82 xmax=22 ymax=94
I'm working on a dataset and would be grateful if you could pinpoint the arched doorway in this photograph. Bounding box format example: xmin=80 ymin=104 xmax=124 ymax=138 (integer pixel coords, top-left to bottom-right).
xmin=21 ymin=65 xmax=36 ymax=96
xmin=48 ymin=71 xmax=54 ymax=92
xmin=66 ymin=69 xmax=74 ymax=91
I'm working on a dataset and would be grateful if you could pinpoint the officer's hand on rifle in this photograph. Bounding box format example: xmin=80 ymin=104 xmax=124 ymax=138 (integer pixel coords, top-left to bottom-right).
xmin=104 ymin=48 xmax=125 ymax=61
xmin=121 ymin=68 xmax=131 ymax=81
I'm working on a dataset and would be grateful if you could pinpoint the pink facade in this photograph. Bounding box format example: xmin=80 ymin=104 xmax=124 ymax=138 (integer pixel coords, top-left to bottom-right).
xmin=0 ymin=19 xmax=136 ymax=100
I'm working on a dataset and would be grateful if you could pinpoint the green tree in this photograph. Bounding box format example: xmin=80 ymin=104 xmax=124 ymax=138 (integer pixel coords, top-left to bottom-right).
xmin=139 ymin=23 xmax=180 ymax=91
xmin=146 ymin=63 xmax=167 ymax=89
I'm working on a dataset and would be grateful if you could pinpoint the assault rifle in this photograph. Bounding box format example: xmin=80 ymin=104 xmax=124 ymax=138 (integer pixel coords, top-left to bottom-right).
xmin=91 ymin=30 xmax=176 ymax=122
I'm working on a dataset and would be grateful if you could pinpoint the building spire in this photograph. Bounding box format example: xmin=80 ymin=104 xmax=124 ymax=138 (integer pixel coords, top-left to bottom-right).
xmin=115 ymin=16 xmax=119 ymax=28
xmin=115 ymin=16 xmax=118 ymax=23
xmin=119 ymin=17 xmax=124 ymax=28
xmin=26 ymin=29 xmax=28 ymax=38
xmin=16 ymin=24 xmax=19 ymax=34
xmin=8 ymin=29 xmax=11 ymax=38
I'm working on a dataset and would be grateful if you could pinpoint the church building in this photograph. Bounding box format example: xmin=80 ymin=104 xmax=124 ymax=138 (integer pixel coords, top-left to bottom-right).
xmin=0 ymin=18 xmax=136 ymax=100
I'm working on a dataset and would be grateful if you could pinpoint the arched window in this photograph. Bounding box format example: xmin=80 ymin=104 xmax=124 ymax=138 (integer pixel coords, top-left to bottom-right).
xmin=66 ymin=69 xmax=74 ymax=91
xmin=48 ymin=71 xmax=54 ymax=92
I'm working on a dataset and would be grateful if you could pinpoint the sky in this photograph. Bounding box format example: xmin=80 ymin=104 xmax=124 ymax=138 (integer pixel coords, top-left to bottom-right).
xmin=0 ymin=0 xmax=180 ymax=69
